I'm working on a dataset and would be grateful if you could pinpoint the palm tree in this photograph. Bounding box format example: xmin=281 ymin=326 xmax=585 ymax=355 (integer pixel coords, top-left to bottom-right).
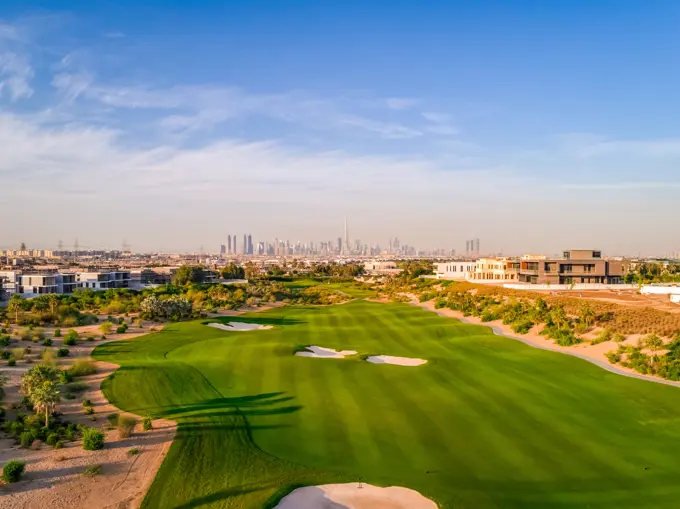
xmin=29 ymin=380 xmax=60 ymax=427
xmin=7 ymin=294 xmax=24 ymax=323
xmin=32 ymin=297 xmax=49 ymax=315
xmin=645 ymin=334 xmax=664 ymax=368
xmin=48 ymin=294 xmax=59 ymax=316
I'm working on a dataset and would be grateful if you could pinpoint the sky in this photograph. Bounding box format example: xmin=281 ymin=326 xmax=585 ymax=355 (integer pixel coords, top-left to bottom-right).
xmin=1 ymin=1 xmax=679 ymax=256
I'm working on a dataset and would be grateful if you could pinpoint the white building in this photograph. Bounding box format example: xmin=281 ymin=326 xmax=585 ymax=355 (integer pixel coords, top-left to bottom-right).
xmin=434 ymin=261 xmax=476 ymax=280
xmin=76 ymin=271 xmax=132 ymax=290
xmin=363 ymin=261 xmax=402 ymax=275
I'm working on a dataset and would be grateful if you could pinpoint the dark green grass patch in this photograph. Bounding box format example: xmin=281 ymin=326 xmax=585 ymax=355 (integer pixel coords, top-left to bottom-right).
xmin=95 ymin=301 xmax=680 ymax=509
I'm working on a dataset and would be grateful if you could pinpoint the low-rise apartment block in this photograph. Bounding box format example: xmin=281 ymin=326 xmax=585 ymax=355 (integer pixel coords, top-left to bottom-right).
xmin=469 ymin=258 xmax=520 ymax=282
xmin=519 ymin=250 xmax=627 ymax=284
xmin=76 ymin=270 xmax=132 ymax=290
xmin=434 ymin=261 xmax=477 ymax=280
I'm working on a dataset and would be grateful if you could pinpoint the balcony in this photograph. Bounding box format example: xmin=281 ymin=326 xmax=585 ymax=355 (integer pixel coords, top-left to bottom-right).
xmin=520 ymin=269 xmax=539 ymax=275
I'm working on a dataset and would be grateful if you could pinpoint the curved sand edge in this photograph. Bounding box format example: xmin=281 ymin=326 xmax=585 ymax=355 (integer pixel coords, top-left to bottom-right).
xmin=296 ymin=345 xmax=358 ymax=358
xmin=415 ymin=300 xmax=680 ymax=388
xmin=207 ymin=322 xmax=273 ymax=331
xmin=367 ymin=355 xmax=427 ymax=366
xmin=274 ymin=483 xmax=438 ymax=509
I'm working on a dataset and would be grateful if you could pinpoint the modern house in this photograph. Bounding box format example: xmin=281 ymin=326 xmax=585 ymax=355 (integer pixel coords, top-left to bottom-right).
xmin=363 ymin=261 xmax=402 ymax=275
xmin=519 ymin=250 xmax=627 ymax=284
xmin=469 ymin=258 xmax=521 ymax=282
xmin=75 ymin=270 xmax=132 ymax=290
xmin=434 ymin=261 xmax=476 ymax=280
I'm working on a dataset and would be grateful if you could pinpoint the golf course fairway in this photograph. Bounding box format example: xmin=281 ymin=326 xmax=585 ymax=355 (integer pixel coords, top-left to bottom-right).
xmin=93 ymin=300 xmax=680 ymax=509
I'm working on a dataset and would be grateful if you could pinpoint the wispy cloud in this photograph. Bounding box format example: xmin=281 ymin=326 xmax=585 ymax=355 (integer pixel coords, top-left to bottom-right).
xmin=561 ymin=181 xmax=680 ymax=190
xmin=385 ymin=97 xmax=419 ymax=110
xmin=0 ymin=51 xmax=33 ymax=100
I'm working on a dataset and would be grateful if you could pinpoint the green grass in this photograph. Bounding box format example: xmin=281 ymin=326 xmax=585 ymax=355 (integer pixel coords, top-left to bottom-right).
xmin=94 ymin=301 xmax=680 ymax=509
xmin=282 ymin=278 xmax=376 ymax=298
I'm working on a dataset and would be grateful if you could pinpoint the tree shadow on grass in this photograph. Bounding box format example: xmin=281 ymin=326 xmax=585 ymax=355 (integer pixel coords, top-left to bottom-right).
xmin=154 ymin=393 xmax=300 ymax=420
xmin=173 ymin=482 xmax=281 ymax=509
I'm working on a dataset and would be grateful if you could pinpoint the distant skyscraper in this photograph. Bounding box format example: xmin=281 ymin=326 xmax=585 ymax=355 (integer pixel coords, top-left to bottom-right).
xmin=227 ymin=235 xmax=232 ymax=254
xmin=233 ymin=236 xmax=237 ymax=254
xmin=475 ymin=238 xmax=480 ymax=256
xmin=220 ymin=244 xmax=226 ymax=256
xmin=343 ymin=217 xmax=350 ymax=255
xmin=243 ymin=234 xmax=247 ymax=255
xmin=247 ymin=234 xmax=253 ymax=255
xmin=337 ymin=237 xmax=342 ymax=254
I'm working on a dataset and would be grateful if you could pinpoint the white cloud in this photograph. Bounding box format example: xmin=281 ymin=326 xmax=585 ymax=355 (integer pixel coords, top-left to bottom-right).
xmin=385 ymin=97 xmax=419 ymax=110
xmin=0 ymin=51 xmax=33 ymax=100
xmin=421 ymin=112 xmax=451 ymax=124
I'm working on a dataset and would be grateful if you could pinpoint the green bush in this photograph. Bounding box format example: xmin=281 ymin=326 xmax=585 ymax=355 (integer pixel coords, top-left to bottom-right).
xmin=116 ymin=324 xmax=128 ymax=334
xmin=1 ymin=350 xmax=10 ymax=360
xmin=82 ymin=428 xmax=105 ymax=450
xmin=8 ymin=357 xmax=16 ymax=366
xmin=83 ymin=464 xmax=102 ymax=477
xmin=55 ymin=441 xmax=63 ymax=449
xmin=54 ymin=329 xmax=62 ymax=337
xmin=591 ymin=328 xmax=613 ymax=345
xmin=58 ymin=370 xmax=73 ymax=384
xmin=1 ymin=460 xmax=25 ymax=483
xmin=19 ymin=431 xmax=33 ymax=448
xmin=46 ymin=433 xmax=59 ymax=446
xmin=56 ymin=348 xmax=69 ymax=357
xmin=117 ymin=415 xmax=136 ymax=438
xmin=67 ymin=381 xmax=88 ymax=393
xmin=511 ymin=320 xmax=534 ymax=334
xmin=63 ymin=330 xmax=78 ymax=345
xmin=128 ymin=447 xmax=139 ymax=455
xmin=82 ymin=399 xmax=92 ymax=407
xmin=84 ymin=406 xmax=94 ymax=415
xmin=42 ymin=338 xmax=53 ymax=346
xmin=142 ymin=416 xmax=153 ymax=431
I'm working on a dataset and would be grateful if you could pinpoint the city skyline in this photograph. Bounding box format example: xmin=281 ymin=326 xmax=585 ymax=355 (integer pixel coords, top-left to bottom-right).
xmin=1 ymin=3 xmax=680 ymax=255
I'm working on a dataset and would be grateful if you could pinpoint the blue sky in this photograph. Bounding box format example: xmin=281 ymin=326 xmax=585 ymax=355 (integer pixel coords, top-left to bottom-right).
xmin=1 ymin=1 xmax=679 ymax=255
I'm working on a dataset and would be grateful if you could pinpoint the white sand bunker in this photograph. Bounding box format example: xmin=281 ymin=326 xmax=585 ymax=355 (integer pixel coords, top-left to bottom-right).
xmin=366 ymin=355 xmax=428 ymax=367
xmin=275 ymin=483 xmax=438 ymax=509
xmin=206 ymin=322 xmax=273 ymax=331
xmin=296 ymin=345 xmax=358 ymax=359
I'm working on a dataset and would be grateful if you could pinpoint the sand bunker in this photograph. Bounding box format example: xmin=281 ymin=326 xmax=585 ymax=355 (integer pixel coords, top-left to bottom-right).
xmin=206 ymin=322 xmax=273 ymax=331
xmin=296 ymin=345 xmax=358 ymax=359
xmin=275 ymin=483 xmax=437 ymax=509
xmin=367 ymin=355 xmax=427 ymax=366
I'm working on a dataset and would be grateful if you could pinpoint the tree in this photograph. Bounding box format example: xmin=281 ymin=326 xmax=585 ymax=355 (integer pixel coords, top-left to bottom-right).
xmin=48 ymin=294 xmax=59 ymax=315
xmin=578 ymin=303 xmax=595 ymax=327
xmin=7 ymin=294 xmax=25 ymax=323
xmin=645 ymin=334 xmax=664 ymax=367
xmin=20 ymin=364 xmax=59 ymax=396
xmin=172 ymin=265 xmax=205 ymax=286
xmin=29 ymin=380 xmax=60 ymax=426
xmin=32 ymin=297 xmax=49 ymax=314
xmin=0 ymin=371 xmax=8 ymax=401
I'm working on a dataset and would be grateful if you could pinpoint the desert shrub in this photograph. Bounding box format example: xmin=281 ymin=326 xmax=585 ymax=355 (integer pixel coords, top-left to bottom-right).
xmin=591 ymin=328 xmax=613 ymax=345
xmin=107 ymin=413 xmax=119 ymax=426
xmin=53 ymin=328 xmax=61 ymax=337
xmin=64 ymin=392 xmax=76 ymax=400
xmin=142 ymin=416 xmax=153 ymax=431
xmin=8 ymin=357 xmax=16 ymax=366
xmin=19 ymin=431 xmax=33 ymax=448
xmin=54 ymin=441 xmax=63 ymax=449
xmin=70 ymin=359 xmax=96 ymax=377
xmin=63 ymin=330 xmax=78 ymax=346
xmin=41 ymin=349 xmax=57 ymax=366
xmin=84 ymin=406 xmax=94 ymax=415
xmin=0 ymin=335 xmax=9 ymax=347
xmin=19 ymin=328 xmax=32 ymax=341
xmin=34 ymin=328 xmax=46 ymax=342
xmin=613 ymin=333 xmax=626 ymax=342
xmin=82 ymin=399 xmax=92 ymax=407
xmin=116 ymin=323 xmax=128 ymax=334
xmin=46 ymin=433 xmax=59 ymax=446
xmin=58 ymin=369 xmax=73 ymax=384
xmin=56 ymin=348 xmax=69 ymax=357
xmin=2 ymin=460 xmax=25 ymax=483
xmin=511 ymin=320 xmax=534 ymax=334
xmin=42 ymin=338 xmax=53 ymax=346
xmin=117 ymin=415 xmax=136 ymax=438
xmin=553 ymin=328 xmax=581 ymax=347
xmin=574 ymin=322 xmax=590 ymax=335
xmin=83 ymin=464 xmax=102 ymax=477
xmin=1 ymin=351 xmax=10 ymax=360
xmin=82 ymin=428 xmax=105 ymax=450
xmin=128 ymin=447 xmax=139 ymax=455
xmin=11 ymin=347 xmax=25 ymax=360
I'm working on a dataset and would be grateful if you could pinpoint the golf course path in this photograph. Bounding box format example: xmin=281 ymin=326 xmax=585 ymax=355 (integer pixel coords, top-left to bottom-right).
xmin=418 ymin=302 xmax=680 ymax=388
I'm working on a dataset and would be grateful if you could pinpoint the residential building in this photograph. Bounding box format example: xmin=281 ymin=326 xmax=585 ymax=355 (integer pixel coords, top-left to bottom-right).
xmin=76 ymin=270 xmax=132 ymax=290
xmin=519 ymin=250 xmax=627 ymax=284
xmin=469 ymin=258 xmax=520 ymax=282
xmin=434 ymin=261 xmax=476 ymax=280
xmin=363 ymin=261 xmax=402 ymax=275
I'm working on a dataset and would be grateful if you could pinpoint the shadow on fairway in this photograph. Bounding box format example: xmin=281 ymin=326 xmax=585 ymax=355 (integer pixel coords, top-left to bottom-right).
xmin=155 ymin=392 xmax=303 ymax=422
xmin=172 ymin=482 xmax=281 ymax=509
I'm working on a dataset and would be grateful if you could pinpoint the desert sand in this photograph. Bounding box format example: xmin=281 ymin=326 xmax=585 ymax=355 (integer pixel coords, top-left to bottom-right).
xmin=0 ymin=319 xmax=176 ymax=509
xmin=416 ymin=300 xmax=680 ymax=388
xmin=274 ymin=483 xmax=438 ymax=509
xmin=296 ymin=346 xmax=358 ymax=359
xmin=366 ymin=355 xmax=427 ymax=366
xmin=207 ymin=322 xmax=273 ymax=331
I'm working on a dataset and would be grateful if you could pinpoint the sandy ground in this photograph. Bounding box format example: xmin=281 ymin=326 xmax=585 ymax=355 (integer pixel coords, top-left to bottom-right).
xmin=274 ymin=483 xmax=438 ymax=509
xmin=296 ymin=346 xmax=358 ymax=359
xmin=206 ymin=322 xmax=273 ymax=331
xmin=416 ymin=300 xmax=680 ymax=388
xmin=542 ymin=289 xmax=680 ymax=313
xmin=0 ymin=319 xmax=177 ymax=509
xmin=366 ymin=355 xmax=427 ymax=367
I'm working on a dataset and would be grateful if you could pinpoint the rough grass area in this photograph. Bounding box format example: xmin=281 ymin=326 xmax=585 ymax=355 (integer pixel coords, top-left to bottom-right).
xmin=94 ymin=300 xmax=680 ymax=509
